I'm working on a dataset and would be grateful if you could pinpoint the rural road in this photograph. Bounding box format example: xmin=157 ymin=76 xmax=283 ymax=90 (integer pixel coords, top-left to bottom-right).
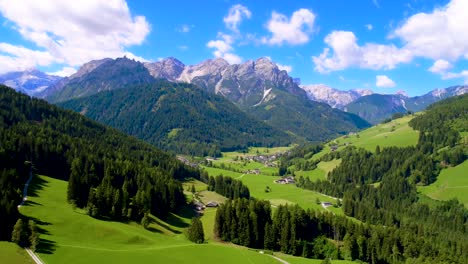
xmin=17 ymin=166 xmax=46 ymax=264
xmin=17 ymin=167 xmax=33 ymax=208
xmin=25 ymin=248 xmax=45 ymax=264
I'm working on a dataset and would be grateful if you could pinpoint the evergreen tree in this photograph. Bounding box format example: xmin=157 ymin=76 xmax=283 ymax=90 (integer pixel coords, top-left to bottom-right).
xmin=28 ymin=220 xmax=39 ymax=252
xmin=11 ymin=219 xmax=26 ymax=247
xmin=187 ymin=217 xmax=204 ymax=244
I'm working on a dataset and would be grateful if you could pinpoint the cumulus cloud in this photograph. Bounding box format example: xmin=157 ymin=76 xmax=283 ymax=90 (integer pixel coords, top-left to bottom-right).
xmin=365 ymin=24 xmax=373 ymax=31
xmin=428 ymin=59 xmax=468 ymax=83
xmin=376 ymin=75 xmax=396 ymax=88
xmin=47 ymin=66 xmax=77 ymax=77
xmin=313 ymin=31 xmax=412 ymax=73
xmin=313 ymin=0 xmax=468 ymax=76
xmin=207 ymin=4 xmax=250 ymax=64
xmin=276 ymin=63 xmax=292 ymax=73
xmin=262 ymin=8 xmax=316 ymax=45
xmin=223 ymin=4 xmax=251 ymax=32
xmin=392 ymin=0 xmax=468 ymax=61
xmin=207 ymin=33 xmax=242 ymax=64
xmin=428 ymin=59 xmax=453 ymax=74
xmin=0 ymin=0 xmax=150 ymax=73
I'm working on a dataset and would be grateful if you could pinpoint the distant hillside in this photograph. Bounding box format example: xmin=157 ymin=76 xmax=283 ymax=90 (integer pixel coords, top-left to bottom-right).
xmin=59 ymin=81 xmax=293 ymax=157
xmin=0 ymin=69 xmax=61 ymax=96
xmin=44 ymin=57 xmax=155 ymax=102
xmin=344 ymin=85 xmax=468 ymax=124
xmin=144 ymin=57 xmax=370 ymax=141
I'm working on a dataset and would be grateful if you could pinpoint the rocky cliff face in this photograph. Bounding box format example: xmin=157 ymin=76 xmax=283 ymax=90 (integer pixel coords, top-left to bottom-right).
xmin=300 ymin=84 xmax=373 ymax=109
xmin=144 ymin=57 xmax=307 ymax=107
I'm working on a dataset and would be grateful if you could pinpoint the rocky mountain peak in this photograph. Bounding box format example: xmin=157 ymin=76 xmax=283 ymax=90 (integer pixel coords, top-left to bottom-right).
xmin=144 ymin=57 xmax=185 ymax=81
xmin=70 ymin=58 xmax=113 ymax=79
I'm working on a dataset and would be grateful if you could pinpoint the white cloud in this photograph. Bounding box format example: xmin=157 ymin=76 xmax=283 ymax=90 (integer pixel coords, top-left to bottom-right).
xmin=376 ymin=75 xmax=396 ymax=88
xmin=392 ymin=0 xmax=468 ymax=61
xmin=47 ymin=66 xmax=77 ymax=77
xmin=223 ymin=4 xmax=251 ymax=32
xmin=0 ymin=0 xmax=150 ymax=73
xmin=207 ymin=33 xmax=242 ymax=64
xmin=262 ymin=8 xmax=316 ymax=45
xmin=313 ymin=31 xmax=412 ymax=73
xmin=222 ymin=53 xmax=242 ymax=64
xmin=428 ymin=59 xmax=453 ymax=74
xmin=365 ymin=24 xmax=373 ymax=31
xmin=276 ymin=63 xmax=292 ymax=73
xmin=428 ymin=59 xmax=468 ymax=83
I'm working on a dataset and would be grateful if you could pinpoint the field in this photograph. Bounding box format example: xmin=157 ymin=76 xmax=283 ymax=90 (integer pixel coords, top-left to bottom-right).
xmin=0 ymin=241 xmax=34 ymax=264
xmin=418 ymin=160 xmax=468 ymax=207
xmin=18 ymin=175 xmax=280 ymax=264
xmin=312 ymin=115 xmax=418 ymax=160
xmin=18 ymin=175 xmax=351 ymax=264
xmin=294 ymin=159 xmax=342 ymax=182
xmin=203 ymin=166 xmax=339 ymax=212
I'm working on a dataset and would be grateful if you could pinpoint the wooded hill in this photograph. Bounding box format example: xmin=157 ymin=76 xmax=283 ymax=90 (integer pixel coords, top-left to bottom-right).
xmin=59 ymin=80 xmax=293 ymax=157
xmin=215 ymin=94 xmax=468 ymax=263
xmin=0 ymin=85 xmax=199 ymax=241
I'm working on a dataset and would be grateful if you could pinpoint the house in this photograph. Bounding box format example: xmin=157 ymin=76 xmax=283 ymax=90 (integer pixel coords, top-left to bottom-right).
xmin=321 ymin=202 xmax=332 ymax=208
xmin=206 ymin=201 xmax=218 ymax=207
xmin=274 ymin=176 xmax=295 ymax=184
xmin=193 ymin=201 xmax=205 ymax=211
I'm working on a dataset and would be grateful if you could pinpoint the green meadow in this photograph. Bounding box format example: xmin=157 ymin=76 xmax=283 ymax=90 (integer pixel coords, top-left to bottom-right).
xmin=419 ymin=160 xmax=468 ymax=207
xmin=294 ymin=159 xmax=342 ymax=182
xmin=312 ymin=115 xmax=419 ymax=160
xmin=0 ymin=241 xmax=34 ymax=264
xmin=18 ymin=175 xmax=280 ymax=264
xmin=203 ymin=166 xmax=338 ymax=212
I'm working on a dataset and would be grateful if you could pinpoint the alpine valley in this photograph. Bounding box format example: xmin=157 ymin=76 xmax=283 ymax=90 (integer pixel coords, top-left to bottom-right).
xmin=1 ymin=56 xmax=467 ymax=264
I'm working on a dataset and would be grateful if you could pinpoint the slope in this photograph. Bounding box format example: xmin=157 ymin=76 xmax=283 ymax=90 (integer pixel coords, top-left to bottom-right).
xmin=19 ymin=175 xmax=279 ymax=264
xmin=46 ymin=57 xmax=156 ymax=103
xmin=59 ymin=80 xmax=292 ymax=156
xmin=0 ymin=84 xmax=199 ymax=241
xmin=148 ymin=57 xmax=371 ymax=142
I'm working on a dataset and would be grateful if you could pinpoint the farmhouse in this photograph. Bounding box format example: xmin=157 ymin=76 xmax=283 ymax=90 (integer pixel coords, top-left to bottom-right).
xmin=274 ymin=176 xmax=296 ymax=184
xmin=321 ymin=202 xmax=332 ymax=208
xmin=206 ymin=201 xmax=219 ymax=207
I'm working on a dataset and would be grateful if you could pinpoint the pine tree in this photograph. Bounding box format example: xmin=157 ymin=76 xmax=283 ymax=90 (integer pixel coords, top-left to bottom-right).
xmin=187 ymin=217 xmax=204 ymax=244
xmin=141 ymin=213 xmax=150 ymax=229
xmin=28 ymin=220 xmax=39 ymax=252
xmin=11 ymin=219 xmax=26 ymax=247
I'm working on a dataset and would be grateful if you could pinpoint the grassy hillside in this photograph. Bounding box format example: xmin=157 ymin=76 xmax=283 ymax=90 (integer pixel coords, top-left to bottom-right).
xmin=419 ymin=160 xmax=468 ymax=207
xmin=312 ymin=115 xmax=419 ymax=160
xmin=0 ymin=242 xmax=34 ymax=264
xmin=19 ymin=175 xmax=282 ymax=264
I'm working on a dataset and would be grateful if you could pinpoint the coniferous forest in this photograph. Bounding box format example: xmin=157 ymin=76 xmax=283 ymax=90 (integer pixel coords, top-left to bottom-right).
xmin=214 ymin=94 xmax=468 ymax=263
xmin=0 ymin=85 xmax=200 ymax=241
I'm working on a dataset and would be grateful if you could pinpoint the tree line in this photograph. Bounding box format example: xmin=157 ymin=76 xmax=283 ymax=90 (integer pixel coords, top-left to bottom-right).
xmin=215 ymin=198 xmax=467 ymax=263
xmin=200 ymin=173 xmax=250 ymax=200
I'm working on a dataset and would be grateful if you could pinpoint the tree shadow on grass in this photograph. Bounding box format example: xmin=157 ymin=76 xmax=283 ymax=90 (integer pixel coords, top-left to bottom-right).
xmin=152 ymin=218 xmax=182 ymax=234
xmin=23 ymin=200 xmax=42 ymax=207
xmin=35 ymin=238 xmax=56 ymax=254
xmin=27 ymin=175 xmax=49 ymax=198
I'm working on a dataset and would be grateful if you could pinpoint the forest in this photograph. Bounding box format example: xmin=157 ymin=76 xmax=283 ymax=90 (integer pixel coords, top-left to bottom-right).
xmin=0 ymin=85 xmax=200 ymax=241
xmin=59 ymin=81 xmax=293 ymax=157
xmin=215 ymin=94 xmax=468 ymax=263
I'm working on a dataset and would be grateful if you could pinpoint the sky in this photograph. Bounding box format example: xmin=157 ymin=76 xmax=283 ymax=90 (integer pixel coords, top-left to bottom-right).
xmin=0 ymin=0 xmax=467 ymax=96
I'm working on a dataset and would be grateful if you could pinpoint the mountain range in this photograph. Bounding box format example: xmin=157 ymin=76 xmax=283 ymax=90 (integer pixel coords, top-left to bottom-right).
xmin=1 ymin=56 xmax=466 ymax=127
xmin=58 ymin=80 xmax=292 ymax=156
xmin=0 ymin=69 xmax=61 ymax=96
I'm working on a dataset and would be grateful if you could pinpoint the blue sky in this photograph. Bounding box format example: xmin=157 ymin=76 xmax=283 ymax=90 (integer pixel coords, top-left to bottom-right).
xmin=0 ymin=0 xmax=467 ymax=96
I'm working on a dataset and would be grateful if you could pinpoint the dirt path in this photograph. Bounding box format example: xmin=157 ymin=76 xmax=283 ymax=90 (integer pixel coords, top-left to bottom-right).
xmin=25 ymin=248 xmax=45 ymax=264
xmin=17 ymin=168 xmax=33 ymax=208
